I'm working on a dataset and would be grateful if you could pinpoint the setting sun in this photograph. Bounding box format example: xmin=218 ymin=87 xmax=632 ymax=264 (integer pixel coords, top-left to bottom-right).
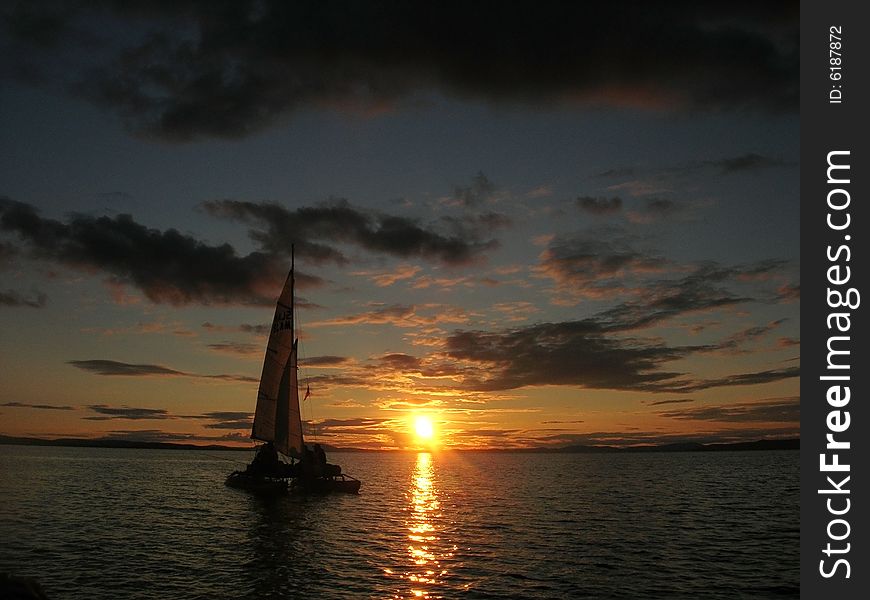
xmin=414 ymin=416 xmax=435 ymax=441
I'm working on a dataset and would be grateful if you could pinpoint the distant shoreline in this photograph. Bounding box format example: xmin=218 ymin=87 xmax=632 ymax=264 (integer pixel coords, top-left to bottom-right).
xmin=0 ymin=434 xmax=798 ymax=453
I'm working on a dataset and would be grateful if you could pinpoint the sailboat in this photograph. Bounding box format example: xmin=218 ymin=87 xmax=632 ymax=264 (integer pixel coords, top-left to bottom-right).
xmin=226 ymin=245 xmax=361 ymax=494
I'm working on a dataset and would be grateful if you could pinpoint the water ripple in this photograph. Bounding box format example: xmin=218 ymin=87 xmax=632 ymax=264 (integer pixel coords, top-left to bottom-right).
xmin=0 ymin=447 xmax=798 ymax=599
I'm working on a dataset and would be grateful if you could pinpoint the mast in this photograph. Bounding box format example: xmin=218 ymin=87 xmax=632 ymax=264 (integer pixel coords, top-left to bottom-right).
xmin=286 ymin=244 xmax=304 ymax=455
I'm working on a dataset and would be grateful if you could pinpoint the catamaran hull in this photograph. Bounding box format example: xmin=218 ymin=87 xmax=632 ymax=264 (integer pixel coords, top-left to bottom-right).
xmin=292 ymin=475 xmax=361 ymax=494
xmin=225 ymin=471 xmax=361 ymax=494
xmin=225 ymin=471 xmax=288 ymax=494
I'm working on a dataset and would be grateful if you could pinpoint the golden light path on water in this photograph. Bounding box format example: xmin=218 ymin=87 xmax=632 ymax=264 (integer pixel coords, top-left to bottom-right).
xmin=396 ymin=452 xmax=456 ymax=599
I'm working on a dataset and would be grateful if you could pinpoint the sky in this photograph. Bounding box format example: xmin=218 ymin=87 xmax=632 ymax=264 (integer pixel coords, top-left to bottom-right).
xmin=0 ymin=1 xmax=800 ymax=449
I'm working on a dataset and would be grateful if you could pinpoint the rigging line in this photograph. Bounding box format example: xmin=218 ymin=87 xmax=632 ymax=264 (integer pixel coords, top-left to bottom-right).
xmin=293 ymin=282 xmax=317 ymax=444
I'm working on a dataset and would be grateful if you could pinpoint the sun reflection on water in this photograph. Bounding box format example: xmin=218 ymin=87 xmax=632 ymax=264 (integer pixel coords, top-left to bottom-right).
xmin=391 ymin=452 xmax=453 ymax=599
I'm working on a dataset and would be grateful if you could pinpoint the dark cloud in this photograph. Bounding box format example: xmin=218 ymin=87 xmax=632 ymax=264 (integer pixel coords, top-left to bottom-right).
xmin=207 ymin=341 xmax=260 ymax=356
xmin=673 ymin=366 xmax=800 ymax=392
xmin=68 ymin=359 xmax=256 ymax=383
xmin=1 ymin=401 xmax=74 ymax=410
xmin=3 ymin=1 xmax=797 ymax=141
xmin=645 ymin=398 xmax=696 ymax=407
xmin=302 ymin=373 xmax=368 ymax=390
xmin=445 ymin=319 xmax=693 ymax=392
xmin=659 ymin=396 xmax=799 ymax=422
xmin=202 ymin=322 xmax=270 ymax=335
xmin=536 ymin=232 xmax=664 ymax=297
xmin=301 ymin=355 xmax=351 ymax=367
xmin=448 ymin=172 xmax=497 ymax=207
xmin=199 ymin=411 xmax=252 ymax=430
xmin=591 ymin=167 xmax=638 ymax=179
xmin=594 ymin=153 xmax=793 ymax=181
xmin=0 ymin=198 xmax=289 ymax=305
xmin=574 ymin=195 xmax=686 ymax=223
xmin=444 ymin=314 xmax=798 ymax=394
xmin=712 ymin=319 xmax=787 ymax=354
xmin=96 ymin=429 xmax=244 ymax=444
xmin=81 ymin=406 xmax=254 ymax=428
xmin=624 ymin=198 xmax=687 ymax=224
xmin=537 ymin=232 xmax=783 ymax=312
xmin=203 ymin=198 xmax=498 ymax=266
xmin=199 ymin=411 xmax=251 ymax=421
xmin=596 ymin=260 xmax=785 ymax=330
xmin=576 ymin=196 xmax=622 ymax=215
xmin=705 ymin=153 xmax=789 ymax=174
xmin=69 ymin=360 xmax=185 ymax=377
xmin=87 ymin=405 xmax=171 ymax=420
xmin=0 ymin=241 xmax=18 ymax=267
xmin=377 ymin=353 xmax=422 ymax=371
xmin=0 ymin=288 xmax=47 ymax=308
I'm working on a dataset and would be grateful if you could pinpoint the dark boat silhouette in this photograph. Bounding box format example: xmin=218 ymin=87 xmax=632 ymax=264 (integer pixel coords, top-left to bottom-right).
xmin=226 ymin=246 xmax=361 ymax=494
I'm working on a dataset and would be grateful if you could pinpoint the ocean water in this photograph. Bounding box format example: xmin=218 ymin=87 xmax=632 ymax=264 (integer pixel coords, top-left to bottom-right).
xmin=0 ymin=446 xmax=799 ymax=599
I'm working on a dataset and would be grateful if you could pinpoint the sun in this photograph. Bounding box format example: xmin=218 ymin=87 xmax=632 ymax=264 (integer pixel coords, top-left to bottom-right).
xmin=414 ymin=415 xmax=435 ymax=441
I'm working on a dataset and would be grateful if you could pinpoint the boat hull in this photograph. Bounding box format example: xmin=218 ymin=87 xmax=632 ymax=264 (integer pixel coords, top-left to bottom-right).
xmin=225 ymin=471 xmax=288 ymax=494
xmin=225 ymin=471 xmax=361 ymax=495
xmin=292 ymin=474 xmax=361 ymax=494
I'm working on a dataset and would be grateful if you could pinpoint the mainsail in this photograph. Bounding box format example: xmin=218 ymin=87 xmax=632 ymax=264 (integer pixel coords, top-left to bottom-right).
xmin=251 ymin=252 xmax=304 ymax=457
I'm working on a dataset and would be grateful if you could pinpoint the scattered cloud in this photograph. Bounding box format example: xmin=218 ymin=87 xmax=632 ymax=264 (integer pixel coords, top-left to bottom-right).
xmin=594 ymin=153 xmax=794 ymax=182
xmin=444 ymin=172 xmax=498 ymax=207
xmin=0 ymin=241 xmax=18 ymax=267
xmin=300 ymin=355 xmax=351 ymax=367
xmin=0 ymin=288 xmax=47 ymax=308
xmin=659 ymin=396 xmax=799 ymax=422
xmin=352 ymin=264 xmax=421 ymax=287
xmin=670 ymin=366 xmax=800 ymax=392
xmin=69 ymin=360 xmax=185 ymax=377
xmin=712 ymin=319 xmax=787 ymax=354
xmin=626 ymin=198 xmax=685 ymax=224
xmin=576 ymin=196 xmax=622 ymax=215
xmin=199 ymin=411 xmax=252 ymax=430
xmin=703 ymin=153 xmax=791 ymax=174
xmin=534 ymin=231 xmax=666 ymax=301
xmin=1 ymin=401 xmax=74 ymax=410
xmin=491 ymin=301 xmax=540 ymax=323
xmin=207 ymin=341 xmax=261 ymax=356
xmin=308 ymin=303 xmax=469 ymax=329
xmin=595 ymin=260 xmax=786 ymax=330
xmin=202 ymin=322 xmax=270 ymax=336
xmin=645 ymin=398 xmax=696 ymax=407
xmin=86 ymin=405 xmax=171 ymax=420
xmin=776 ymin=283 xmax=800 ymax=302
xmin=777 ymin=336 xmax=800 ymax=348
xmin=526 ymin=185 xmax=552 ymax=199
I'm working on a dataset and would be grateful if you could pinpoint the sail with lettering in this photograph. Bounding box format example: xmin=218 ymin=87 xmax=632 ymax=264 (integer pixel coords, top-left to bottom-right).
xmin=251 ymin=255 xmax=303 ymax=457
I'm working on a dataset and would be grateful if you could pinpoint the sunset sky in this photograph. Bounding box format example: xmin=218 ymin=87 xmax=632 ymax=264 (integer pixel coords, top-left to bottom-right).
xmin=0 ymin=1 xmax=799 ymax=449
